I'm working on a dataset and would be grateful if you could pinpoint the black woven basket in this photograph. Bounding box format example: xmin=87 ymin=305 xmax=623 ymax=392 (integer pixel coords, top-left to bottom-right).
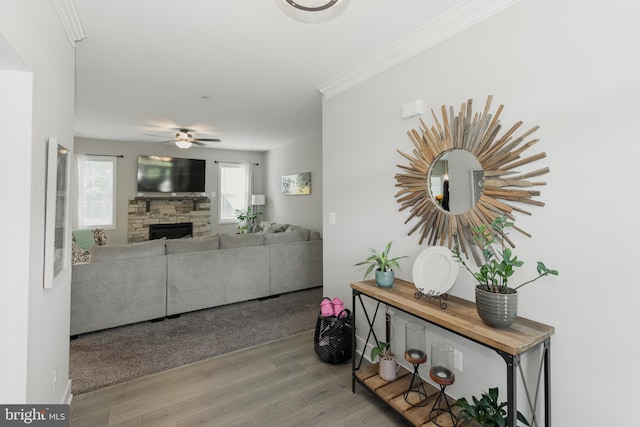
xmin=313 ymin=310 xmax=353 ymax=364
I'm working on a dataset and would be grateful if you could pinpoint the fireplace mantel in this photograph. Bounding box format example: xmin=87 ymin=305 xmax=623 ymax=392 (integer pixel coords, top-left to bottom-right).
xmin=134 ymin=196 xmax=208 ymax=212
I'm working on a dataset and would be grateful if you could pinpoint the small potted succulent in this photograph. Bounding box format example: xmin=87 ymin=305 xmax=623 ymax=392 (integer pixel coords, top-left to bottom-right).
xmin=354 ymin=241 xmax=407 ymax=288
xmin=370 ymin=341 xmax=398 ymax=381
xmin=456 ymin=387 xmax=531 ymax=426
xmin=452 ymin=216 xmax=559 ymax=328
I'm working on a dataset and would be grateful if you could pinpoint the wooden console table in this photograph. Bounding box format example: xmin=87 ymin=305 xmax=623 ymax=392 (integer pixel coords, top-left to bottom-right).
xmin=351 ymin=279 xmax=554 ymax=427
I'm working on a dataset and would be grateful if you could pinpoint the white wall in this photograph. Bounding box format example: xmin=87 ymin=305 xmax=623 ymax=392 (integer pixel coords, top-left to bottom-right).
xmin=0 ymin=2 xmax=76 ymax=404
xmin=74 ymin=138 xmax=266 ymax=243
xmin=265 ymin=135 xmax=322 ymax=232
xmin=322 ymin=1 xmax=639 ymax=426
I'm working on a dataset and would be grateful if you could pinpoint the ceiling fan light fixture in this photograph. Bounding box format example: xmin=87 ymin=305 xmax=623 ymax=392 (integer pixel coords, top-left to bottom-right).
xmin=176 ymin=131 xmax=190 ymax=141
xmin=175 ymin=140 xmax=192 ymax=149
xmin=276 ymin=0 xmax=349 ymax=23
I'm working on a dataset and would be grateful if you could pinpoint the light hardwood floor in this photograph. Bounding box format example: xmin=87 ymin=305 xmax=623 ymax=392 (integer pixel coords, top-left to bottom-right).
xmin=70 ymin=330 xmax=409 ymax=426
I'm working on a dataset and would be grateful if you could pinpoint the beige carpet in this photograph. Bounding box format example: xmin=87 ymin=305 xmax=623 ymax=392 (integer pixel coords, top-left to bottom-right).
xmin=70 ymin=287 xmax=323 ymax=394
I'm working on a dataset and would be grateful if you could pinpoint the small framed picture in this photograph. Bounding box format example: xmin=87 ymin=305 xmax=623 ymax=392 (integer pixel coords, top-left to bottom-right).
xmin=282 ymin=172 xmax=311 ymax=195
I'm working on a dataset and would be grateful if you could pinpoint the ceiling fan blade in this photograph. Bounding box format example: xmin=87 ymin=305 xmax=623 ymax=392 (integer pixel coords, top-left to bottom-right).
xmin=192 ymin=141 xmax=207 ymax=147
xmin=159 ymin=140 xmax=176 ymax=144
xmin=144 ymin=133 xmax=172 ymax=139
xmin=194 ymin=138 xmax=221 ymax=142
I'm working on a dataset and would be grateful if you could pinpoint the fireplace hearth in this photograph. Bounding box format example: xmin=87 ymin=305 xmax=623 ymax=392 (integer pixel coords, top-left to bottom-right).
xmin=149 ymin=223 xmax=193 ymax=240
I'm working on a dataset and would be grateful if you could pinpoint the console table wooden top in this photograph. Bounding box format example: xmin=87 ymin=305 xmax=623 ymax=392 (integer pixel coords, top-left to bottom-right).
xmin=351 ymin=279 xmax=554 ymax=356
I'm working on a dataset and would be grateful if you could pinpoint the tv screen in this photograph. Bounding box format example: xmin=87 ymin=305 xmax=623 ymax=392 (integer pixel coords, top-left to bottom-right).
xmin=137 ymin=155 xmax=206 ymax=193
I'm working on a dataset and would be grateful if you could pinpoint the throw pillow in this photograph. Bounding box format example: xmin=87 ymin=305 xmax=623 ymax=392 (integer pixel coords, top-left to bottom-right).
xmin=309 ymin=230 xmax=322 ymax=241
xmin=264 ymin=223 xmax=289 ymax=233
xmin=71 ymin=240 xmax=91 ymax=265
xmin=92 ymin=228 xmax=110 ymax=246
xmin=72 ymin=229 xmax=96 ymax=251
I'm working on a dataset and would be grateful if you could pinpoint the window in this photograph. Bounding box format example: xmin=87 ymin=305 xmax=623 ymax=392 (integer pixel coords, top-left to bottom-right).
xmin=218 ymin=162 xmax=250 ymax=224
xmin=76 ymin=155 xmax=117 ymax=229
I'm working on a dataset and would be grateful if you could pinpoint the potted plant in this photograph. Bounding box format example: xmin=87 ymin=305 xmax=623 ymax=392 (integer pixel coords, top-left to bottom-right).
xmin=452 ymin=216 xmax=559 ymax=328
xmin=354 ymin=241 xmax=407 ymax=288
xmin=456 ymin=387 xmax=531 ymax=426
xmin=371 ymin=341 xmax=398 ymax=381
xmin=235 ymin=207 xmax=260 ymax=233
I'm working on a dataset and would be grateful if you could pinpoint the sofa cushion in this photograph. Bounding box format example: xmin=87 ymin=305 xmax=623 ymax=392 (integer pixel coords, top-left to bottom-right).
xmin=264 ymin=229 xmax=309 ymax=245
xmin=90 ymin=238 xmax=166 ymax=262
xmin=165 ymin=235 xmax=220 ymax=254
xmin=219 ymin=233 xmax=264 ymax=249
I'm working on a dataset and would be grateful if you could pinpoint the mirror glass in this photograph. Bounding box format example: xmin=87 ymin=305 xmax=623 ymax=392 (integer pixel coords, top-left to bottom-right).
xmin=429 ymin=149 xmax=484 ymax=214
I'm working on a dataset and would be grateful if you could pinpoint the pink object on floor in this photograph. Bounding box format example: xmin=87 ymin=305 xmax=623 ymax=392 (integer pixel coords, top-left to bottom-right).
xmin=320 ymin=297 xmax=335 ymax=317
xmin=332 ymin=298 xmax=345 ymax=318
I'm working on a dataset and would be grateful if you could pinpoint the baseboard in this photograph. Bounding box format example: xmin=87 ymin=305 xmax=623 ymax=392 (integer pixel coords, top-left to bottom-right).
xmin=62 ymin=379 xmax=73 ymax=405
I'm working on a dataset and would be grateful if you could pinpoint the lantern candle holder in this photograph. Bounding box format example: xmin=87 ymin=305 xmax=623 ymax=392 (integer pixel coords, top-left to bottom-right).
xmin=429 ymin=342 xmax=457 ymax=426
xmin=403 ymin=323 xmax=429 ymax=407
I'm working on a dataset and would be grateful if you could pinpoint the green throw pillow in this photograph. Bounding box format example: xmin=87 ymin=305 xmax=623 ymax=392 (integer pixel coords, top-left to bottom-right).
xmin=73 ymin=229 xmax=96 ymax=251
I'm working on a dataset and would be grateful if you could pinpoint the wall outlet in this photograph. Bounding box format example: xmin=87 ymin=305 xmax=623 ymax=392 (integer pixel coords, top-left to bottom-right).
xmin=329 ymin=212 xmax=336 ymax=224
xmin=454 ymin=349 xmax=463 ymax=372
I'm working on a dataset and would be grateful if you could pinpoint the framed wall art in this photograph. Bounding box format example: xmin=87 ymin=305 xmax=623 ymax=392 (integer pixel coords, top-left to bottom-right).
xmin=282 ymin=172 xmax=311 ymax=195
xmin=43 ymin=138 xmax=71 ymax=289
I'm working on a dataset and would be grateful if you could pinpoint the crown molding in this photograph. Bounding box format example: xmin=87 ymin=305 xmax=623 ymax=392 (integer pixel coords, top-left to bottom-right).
xmin=318 ymin=0 xmax=521 ymax=99
xmin=52 ymin=0 xmax=86 ymax=47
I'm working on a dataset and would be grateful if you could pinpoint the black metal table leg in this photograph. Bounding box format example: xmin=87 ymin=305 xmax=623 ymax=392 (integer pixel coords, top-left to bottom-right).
xmin=352 ymin=289 xmax=357 ymax=393
xmin=497 ymin=350 xmax=520 ymax=427
xmin=544 ymin=338 xmax=551 ymax=427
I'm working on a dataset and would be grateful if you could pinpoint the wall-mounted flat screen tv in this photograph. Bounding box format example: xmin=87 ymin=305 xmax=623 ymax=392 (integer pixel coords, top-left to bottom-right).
xmin=137 ymin=155 xmax=206 ymax=193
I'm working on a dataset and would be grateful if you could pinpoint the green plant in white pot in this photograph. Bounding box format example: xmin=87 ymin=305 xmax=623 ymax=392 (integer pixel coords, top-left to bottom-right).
xmin=371 ymin=341 xmax=398 ymax=381
xmin=354 ymin=241 xmax=407 ymax=288
xmin=452 ymin=216 xmax=559 ymax=328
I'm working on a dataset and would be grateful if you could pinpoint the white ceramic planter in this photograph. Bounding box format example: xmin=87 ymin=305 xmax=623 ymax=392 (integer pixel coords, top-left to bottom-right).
xmin=379 ymin=357 xmax=399 ymax=381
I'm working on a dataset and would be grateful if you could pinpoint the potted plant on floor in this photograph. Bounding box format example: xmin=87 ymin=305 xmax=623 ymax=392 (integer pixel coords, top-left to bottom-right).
xmin=371 ymin=341 xmax=398 ymax=381
xmin=452 ymin=216 xmax=559 ymax=328
xmin=456 ymin=387 xmax=531 ymax=426
xmin=235 ymin=207 xmax=260 ymax=233
xmin=354 ymin=241 xmax=407 ymax=288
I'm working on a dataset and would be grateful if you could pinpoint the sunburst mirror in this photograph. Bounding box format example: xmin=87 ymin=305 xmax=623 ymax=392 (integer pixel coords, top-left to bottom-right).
xmin=395 ymin=96 xmax=549 ymax=265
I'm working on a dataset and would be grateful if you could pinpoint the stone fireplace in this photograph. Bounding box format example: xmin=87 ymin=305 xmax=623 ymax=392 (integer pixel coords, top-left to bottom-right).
xmin=128 ymin=197 xmax=210 ymax=243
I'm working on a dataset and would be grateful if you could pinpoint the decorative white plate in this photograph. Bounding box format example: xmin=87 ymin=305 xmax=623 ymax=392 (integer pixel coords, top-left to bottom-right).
xmin=412 ymin=246 xmax=458 ymax=296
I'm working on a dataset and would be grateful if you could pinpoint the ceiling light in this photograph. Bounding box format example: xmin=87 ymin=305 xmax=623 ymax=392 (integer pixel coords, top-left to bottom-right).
xmin=176 ymin=131 xmax=190 ymax=141
xmin=276 ymin=0 xmax=349 ymax=23
xmin=175 ymin=140 xmax=192 ymax=149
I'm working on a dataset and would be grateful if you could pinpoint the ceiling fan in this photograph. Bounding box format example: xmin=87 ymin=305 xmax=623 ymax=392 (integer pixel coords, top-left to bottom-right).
xmin=144 ymin=128 xmax=221 ymax=149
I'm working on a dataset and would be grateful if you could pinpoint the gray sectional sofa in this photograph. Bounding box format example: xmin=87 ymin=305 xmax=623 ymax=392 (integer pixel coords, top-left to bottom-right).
xmin=70 ymin=228 xmax=322 ymax=336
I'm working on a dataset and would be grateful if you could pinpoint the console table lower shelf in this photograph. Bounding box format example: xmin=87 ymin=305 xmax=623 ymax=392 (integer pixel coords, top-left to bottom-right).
xmin=355 ymin=363 xmax=465 ymax=427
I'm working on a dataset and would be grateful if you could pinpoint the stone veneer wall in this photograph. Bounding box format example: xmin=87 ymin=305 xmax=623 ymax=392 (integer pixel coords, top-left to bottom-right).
xmin=128 ymin=198 xmax=211 ymax=243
